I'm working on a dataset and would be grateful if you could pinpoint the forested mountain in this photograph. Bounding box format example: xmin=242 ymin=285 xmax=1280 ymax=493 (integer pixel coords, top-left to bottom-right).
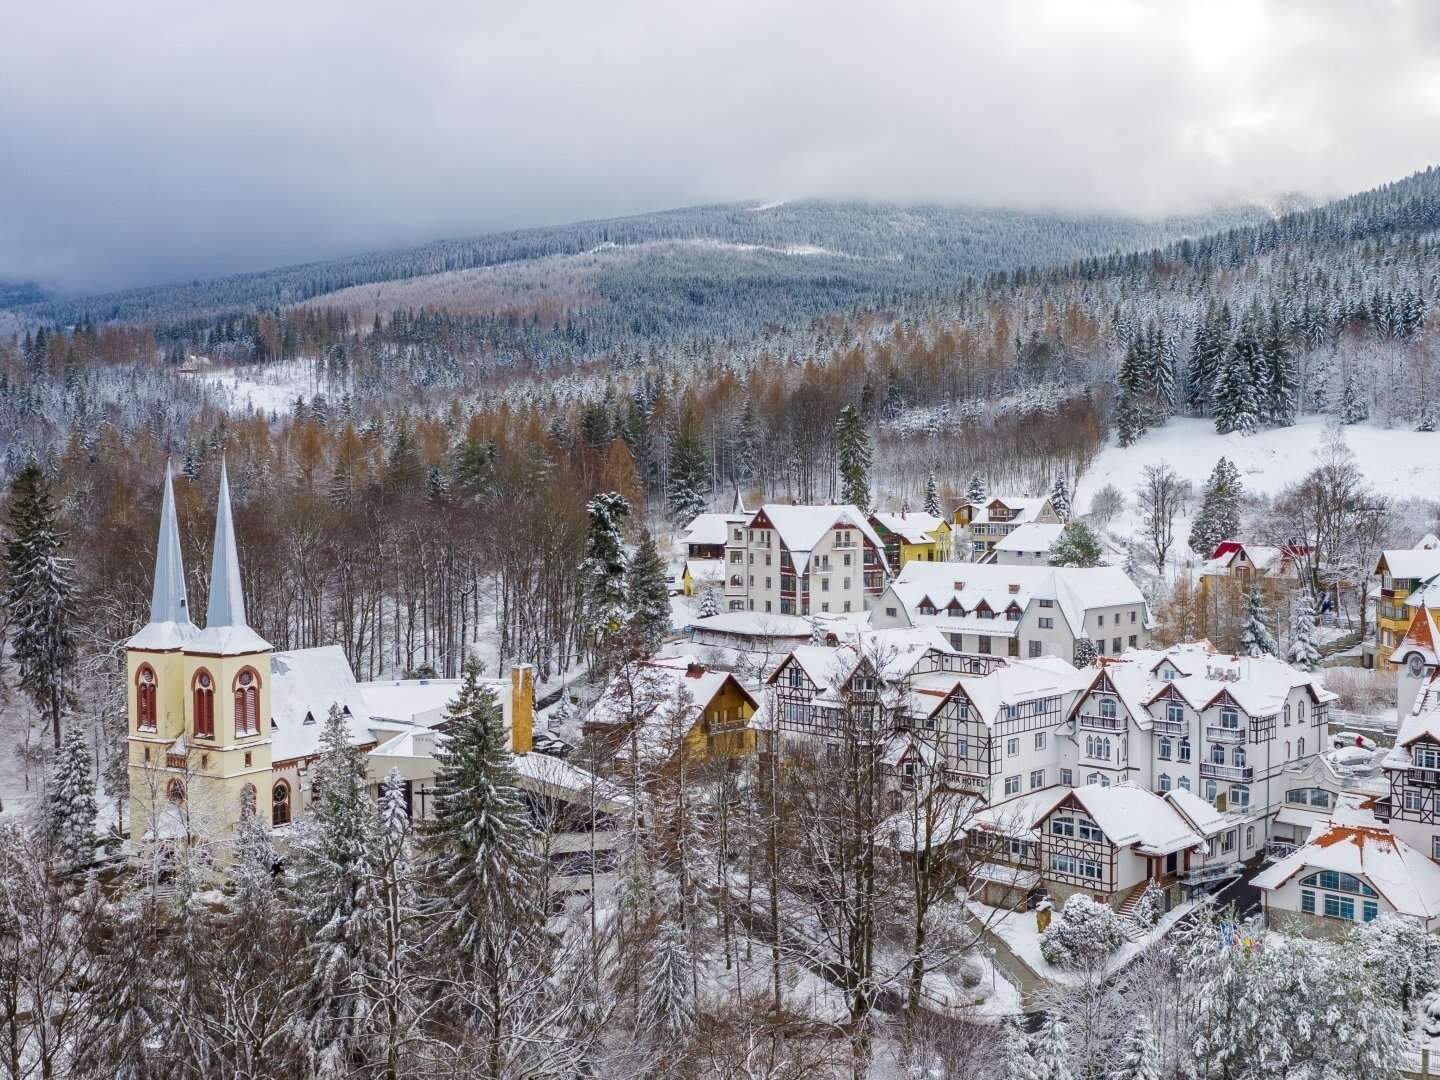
xmin=6 ymin=198 xmax=1272 ymax=336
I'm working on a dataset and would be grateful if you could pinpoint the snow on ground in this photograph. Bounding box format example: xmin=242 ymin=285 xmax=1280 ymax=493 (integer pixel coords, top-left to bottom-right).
xmin=1078 ymin=416 xmax=1440 ymax=513
xmin=968 ymin=897 xmax=1201 ymax=988
xmin=196 ymin=359 xmax=335 ymax=416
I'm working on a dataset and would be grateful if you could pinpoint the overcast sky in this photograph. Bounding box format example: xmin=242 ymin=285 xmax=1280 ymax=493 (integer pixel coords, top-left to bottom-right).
xmin=3 ymin=0 xmax=1438 ymax=294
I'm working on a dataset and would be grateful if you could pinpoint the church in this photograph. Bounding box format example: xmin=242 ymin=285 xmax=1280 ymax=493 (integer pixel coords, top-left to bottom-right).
xmin=125 ymin=464 xmax=626 ymax=896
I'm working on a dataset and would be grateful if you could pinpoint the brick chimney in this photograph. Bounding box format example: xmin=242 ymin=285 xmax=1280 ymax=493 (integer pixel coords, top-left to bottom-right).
xmin=510 ymin=664 xmax=535 ymax=754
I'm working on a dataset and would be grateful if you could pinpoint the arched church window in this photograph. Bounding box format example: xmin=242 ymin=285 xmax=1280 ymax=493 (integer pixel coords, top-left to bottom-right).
xmin=193 ymin=670 xmax=215 ymax=738
xmin=234 ymin=669 xmax=260 ymax=737
xmin=167 ymin=778 xmax=186 ymax=804
xmin=272 ymin=781 xmax=291 ymax=826
xmin=136 ymin=666 xmax=157 ymax=731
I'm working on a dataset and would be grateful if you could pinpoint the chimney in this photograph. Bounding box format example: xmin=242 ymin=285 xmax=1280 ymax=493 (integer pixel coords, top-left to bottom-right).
xmin=510 ymin=664 xmax=535 ymax=754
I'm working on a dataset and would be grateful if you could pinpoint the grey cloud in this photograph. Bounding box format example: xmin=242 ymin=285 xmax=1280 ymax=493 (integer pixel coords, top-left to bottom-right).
xmin=2 ymin=0 xmax=1437 ymax=293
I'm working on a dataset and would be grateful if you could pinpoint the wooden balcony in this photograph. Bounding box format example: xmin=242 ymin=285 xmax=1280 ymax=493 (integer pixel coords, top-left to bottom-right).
xmin=1405 ymin=766 xmax=1440 ymax=787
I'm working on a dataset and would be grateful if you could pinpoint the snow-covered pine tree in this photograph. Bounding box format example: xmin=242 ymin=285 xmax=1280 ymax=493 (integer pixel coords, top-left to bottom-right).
xmin=1048 ymin=473 xmax=1071 ymax=522
xmin=993 ymin=1019 xmax=1041 ymax=1080
xmin=667 ymin=422 xmax=709 ymax=523
xmin=1038 ymin=894 xmax=1126 ymax=968
xmin=1287 ymin=594 xmax=1322 ymax=672
xmin=924 ymin=470 xmax=942 ymax=517
xmin=1188 ymin=456 xmax=1242 ymax=555
xmin=1340 ymin=365 xmax=1369 ymax=424
xmin=641 ymin=887 xmax=696 ymax=1040
xmin=1115 ymin=335 xmax=1151 ymax=446
xmin=425 ymin=463 xmax=450 ymax=502
xmin=3 ymin=458 xmax=76 ymax=747
xmin=418 ymin=658 xmax=541 ymax=1068
xmin=44 ymin=724 xmax=96 ymax=872
xmin=1350 ymin=912 xmax=1440 ymax=1012
xmin=1214 ymin=319 xmax=1261 ymax=435
xmin=1262 ymin=305 xmax=1296 ymax=425
xmin=626 ymin=529 xmax=671 ymax=652
xmin=1110 ymin=1016 xmax=1161 ymax=1080
xmin=1239 ymin=585 xmax=1278 ymax=658
xmin=1149 ymin=322 xmax=1178 ymax=417
xmin=1028 ymin=1015 xmax=1074 ymax=1080
xmin=967 ymin=474 xmax=987 ymax=504
xmin=1073 ymin=638 xmax=1099 ymax=667
xmin=697 ymin=584 xmax=720 ymax=618
xmin=372 ymin=767 xmax=420 ymax=1080
xmin=582 ymin=491 xmax=631 ymax=644
xmin=1049 ymin=522 xmax=1102 ymax=567
xmin=287 ymin=703 xmax=383 ymax=1074
xmin=1185 ymin=302 xmax=1229 ymax=416
xmin=230 ymin=809 xmax=277 ymax=920
xmin=835 ymin=404 xmax=872 ymax=509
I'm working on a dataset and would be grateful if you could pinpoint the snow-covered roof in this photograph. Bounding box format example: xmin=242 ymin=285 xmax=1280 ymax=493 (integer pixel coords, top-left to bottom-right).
xmin=993 ymin=522 xmax=1065 ymax=554
xmin=1253 ymin=823 xmax=1440 ymax=919
xmin=871 ymin=511 xmax=945 ymax=545
xmin=938 ymin=657 xmax=1091 ymax=726
xmin=1077 ymin=643 xmax=1335 ymax=728
xmin=681 ymin=512 xmax=745 ymax=548
xmin=1378 ymin=546 xmax=1440 ymax=581
xmin=747 ymin=504 xmax=890 ymax=577
xmin=1201 ymin=541 xmax=1308 ymax=579
xmin=358 ymin=676 xmax=513 ymax=729
xmin=956 ymin=496 xmax=1053 ymax=525
xmin=269 ymin=645 xmax=374 ymax=763
xmin=884 ymin=560 xmax=1147 ymax=638
xmin=978 ymin=782 xmax=1201 ymax=856
xmin=583 ymin=655 xmax=756 ymax=757
xmin=684 ymin=559 xmax=725 ymax=584
xmin=1164 ymin=788 xmax=1230 ymax=838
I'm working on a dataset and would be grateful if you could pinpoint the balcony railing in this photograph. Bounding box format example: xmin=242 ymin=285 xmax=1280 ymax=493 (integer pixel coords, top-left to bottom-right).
xmin=1205 ymin=726 xmax=1244 ymax=743
xmin=1152 ymin=719 xmax=1186 ymax=735
xmin=1200 ymin=762 xmax=1253 ymax=782
xmin=1406 ymin=766 xmax=1440 ymax=787
xmin=1078 ymin=713 xmax=1126 ymax=731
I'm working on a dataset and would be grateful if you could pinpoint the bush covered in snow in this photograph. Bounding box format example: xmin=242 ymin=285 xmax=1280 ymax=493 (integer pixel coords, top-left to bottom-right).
xmin=1129 ymin=880 xmax=1165 ymax=930
xmin=1352 ymin=913 xmax=1440 ymax=1012
xmin=1039 ymin=894 xmax=1127 ymax=968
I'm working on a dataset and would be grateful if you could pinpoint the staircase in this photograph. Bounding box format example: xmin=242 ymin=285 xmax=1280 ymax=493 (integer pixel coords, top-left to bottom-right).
xmin=1113 ymin=882 xmax=1152 ymax=940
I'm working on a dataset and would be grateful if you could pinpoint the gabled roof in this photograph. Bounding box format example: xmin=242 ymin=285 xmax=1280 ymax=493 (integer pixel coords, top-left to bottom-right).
xmin=993 ymin=522 xmax=1065 ymax=554
xmin=1376 ymin=543 xmax=1440 ymax=581
xmin=884 ymin=561 xmax=1147 ymax=638
xmin=269 ymin=645 xmax=374 ymax=763
xmin=1252 ymin=823 xmax=1440 ymax=919
xmin=681 ymin=511 xmax=746 ymax=548
xmin=584 ymin=655 xmax=758 ymax=754
xmin=979 ymin=782 xmax=1202 ymax=856
xmin=747 ymin=504 xmax=890 ymax=577
xmin=956 ymin=496 xmax=1054 ymax=524
xmin=871 ymin=511 xmax=945 ymax=545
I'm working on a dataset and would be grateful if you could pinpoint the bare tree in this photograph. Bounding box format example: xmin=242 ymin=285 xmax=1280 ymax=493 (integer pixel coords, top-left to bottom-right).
xmin=1136 ymin=463 xmax=1190 ymax=577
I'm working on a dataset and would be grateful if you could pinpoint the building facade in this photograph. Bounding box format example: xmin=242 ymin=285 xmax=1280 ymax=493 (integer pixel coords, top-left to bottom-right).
xmin=723 ymin=504 xmax=891 ymax=617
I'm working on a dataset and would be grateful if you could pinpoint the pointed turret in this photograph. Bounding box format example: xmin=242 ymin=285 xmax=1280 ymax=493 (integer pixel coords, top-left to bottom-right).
xmin=192 ymin=459 xmax=271 ymax=655
xmin=127 ymin=461 xmax=199 ymax=650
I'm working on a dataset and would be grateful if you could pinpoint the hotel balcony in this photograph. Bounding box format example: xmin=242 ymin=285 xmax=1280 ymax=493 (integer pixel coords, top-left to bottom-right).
xmin=1205 ymin=726 xmax=1244 ymax=744
xmin=1077 ymin=713 xmax=1126 ymax=731
xmin=1200 ymin=762 xmax=1253 ymax=782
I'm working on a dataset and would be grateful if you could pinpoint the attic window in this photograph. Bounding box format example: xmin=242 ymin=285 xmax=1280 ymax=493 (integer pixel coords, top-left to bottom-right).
xmin=303 ymin=710 xmax=316 ymax=725
xmin=1008 ymin=584 xmax=1020 ymax=594
xmin=953 ymin=581 xmax=965 ymax=590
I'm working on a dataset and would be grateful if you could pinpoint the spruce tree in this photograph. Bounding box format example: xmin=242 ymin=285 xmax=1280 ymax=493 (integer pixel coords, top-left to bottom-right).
xmin=1188 ymin=456 xmax=1242 ymax=555
xmin=1149 ymin=322 xmax=1178 ymax=417
xmin=641 ymin=888 xmax=696 ymax=1040
xmin=1186 ymin=303 xmax=1229 ymax=415
xmin=1049 ymin=522 xmax=1103 ymax=567
xmin=1111 ymin=1017 xmax=1161 ymax=1080
xmin=966 ymin=474 xmax=987 ymax=504
xmin=697 ymin=585 xmax=720 ymax=618
xmin=835 ymin=404 xmax=872 ymax=508
xmin=626 ymin=529 xmax=671 ymax=653
xmin=923 ymin=470 xmax=941 ymax=517
xmin=1048 ymin=473 xmax=1072 ymax=522
xmin=45 ymin=724 xmax=96 ymax=872
xmin=1029 ymin=1015 xmax=1074 ymax=1080
xmin=1115 ymin=335 xmax=1151 ymax=446
xmin=995 ymin=1019 xmax=1041 ymax=1080
xmin=1240 ymin=586 xmax=1278 ymax=658
xmin=667 ymin=425 xmax=709 ymax=523
xmin=1287 ymin=594 xmax=1322 ymax=671
xmin=287 ymin=703 xmax=382 ymax=1073
xmin=1262 ymin=305 xmax=1296 ymax=425
xmin=1214 ymin=319 xmax=1261 ymax=435
xmin=419 ymin=658 xmax=540 ymax=957
xmin=3 ymin=459 xmax=76 ymax=747
xmin=582 ymin=492 xmax=631 ymax=643
xmin=1340 ymin=366 xmax=1369 ymax=424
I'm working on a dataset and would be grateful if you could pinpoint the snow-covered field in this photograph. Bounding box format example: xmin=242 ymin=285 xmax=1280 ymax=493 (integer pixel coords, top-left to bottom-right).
xmin=196 ymin=359 xmax=335 ymax=416
xmin=1078 ymin=416 xmax=1440 ymax=512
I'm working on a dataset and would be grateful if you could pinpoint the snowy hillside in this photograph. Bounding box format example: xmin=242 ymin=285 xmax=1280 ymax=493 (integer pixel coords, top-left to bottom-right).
xmin=1078 ymin=416 xmax=1440 ymax=511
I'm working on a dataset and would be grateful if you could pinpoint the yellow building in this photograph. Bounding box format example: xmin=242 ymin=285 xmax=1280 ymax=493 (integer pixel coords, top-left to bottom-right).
xmin=1373 ymin=538 xmax=1440 ymax=669
xmin=870 ymin=511 xmax=950 ymax=567
xmin=127 ymin=461 xmax=275 ymax=848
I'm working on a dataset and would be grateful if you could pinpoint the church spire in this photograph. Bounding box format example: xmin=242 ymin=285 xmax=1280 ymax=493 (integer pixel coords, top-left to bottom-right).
xmin=126 ymin=460 xmax=199 ymax=650
xmin=150 ymin=459 xmax=191 ymax=626
xmin=205 ymin=458 xmax=247 ymax=629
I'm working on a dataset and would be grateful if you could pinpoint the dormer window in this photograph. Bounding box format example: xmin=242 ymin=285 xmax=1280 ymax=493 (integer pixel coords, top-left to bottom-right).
xmin=1415 ymin=745 xmax=1440 ymax=770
